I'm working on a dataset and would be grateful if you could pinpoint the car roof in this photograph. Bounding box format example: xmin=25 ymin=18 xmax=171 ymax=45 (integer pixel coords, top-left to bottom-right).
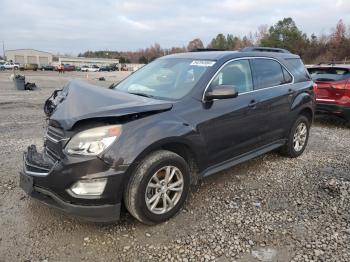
xmin=162 ymin=50 xmax=299 ymax=61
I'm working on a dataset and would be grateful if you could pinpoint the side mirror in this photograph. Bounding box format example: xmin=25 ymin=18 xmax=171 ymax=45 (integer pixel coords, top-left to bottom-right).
xmin=205 ymin=85 xmax=238 ymax=101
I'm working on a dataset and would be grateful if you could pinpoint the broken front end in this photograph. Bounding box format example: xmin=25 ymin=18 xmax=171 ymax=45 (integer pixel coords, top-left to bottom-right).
xmin=20 ymin=125 xmax=123 ymax=222
xmin=19 ymin=80 xmax=173 ymax=222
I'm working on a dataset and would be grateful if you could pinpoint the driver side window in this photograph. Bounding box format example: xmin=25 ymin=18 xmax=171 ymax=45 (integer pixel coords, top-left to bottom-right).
xmin=211 ymin=59 xmax=253 ymax=94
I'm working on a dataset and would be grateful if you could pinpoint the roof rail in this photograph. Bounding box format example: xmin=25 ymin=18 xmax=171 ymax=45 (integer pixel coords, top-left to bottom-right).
xmin=240 ymin=47 xmax=291 ymax=54
xmin=190 ymin=48 xmax=226 ymax=52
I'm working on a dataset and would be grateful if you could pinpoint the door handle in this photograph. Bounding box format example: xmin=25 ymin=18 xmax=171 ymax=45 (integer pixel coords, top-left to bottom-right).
xmin=248 ymin=99 xmax=259 ymax=108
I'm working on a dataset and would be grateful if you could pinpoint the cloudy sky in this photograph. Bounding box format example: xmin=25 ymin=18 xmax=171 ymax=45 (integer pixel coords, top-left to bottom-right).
xmin=0 ymin=0 xmax=349 ymax=55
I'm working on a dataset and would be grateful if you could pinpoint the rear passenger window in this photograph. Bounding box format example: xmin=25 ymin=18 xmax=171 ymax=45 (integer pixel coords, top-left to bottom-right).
xmin=251 ymin=59 xmax=286 ymax=90
xmin=210 ymin=59 xmax=253 ymax=94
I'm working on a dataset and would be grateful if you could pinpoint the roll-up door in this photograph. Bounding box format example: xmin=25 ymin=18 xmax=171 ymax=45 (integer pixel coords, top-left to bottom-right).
xmin=27 ymin=56 xmax=37 ymax=64
xmin=14 ymin=55 xmax=25 ymax=64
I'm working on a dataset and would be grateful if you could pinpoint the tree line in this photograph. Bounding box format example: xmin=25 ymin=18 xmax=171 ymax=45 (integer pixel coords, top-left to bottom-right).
xmin=79 ymin=18 xmax=350 ymax=64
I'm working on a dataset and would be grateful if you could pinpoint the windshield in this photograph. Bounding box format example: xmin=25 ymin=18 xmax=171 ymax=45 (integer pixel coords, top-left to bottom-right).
xmin=308 ymin=67 xmax=350 ymax=81
xmin=114 ymin=58 xmax=215 ymax=100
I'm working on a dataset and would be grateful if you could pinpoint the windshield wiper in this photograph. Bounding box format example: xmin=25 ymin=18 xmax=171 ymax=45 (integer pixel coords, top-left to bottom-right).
xmin=128 ymin=92 xmax=154 ymax=98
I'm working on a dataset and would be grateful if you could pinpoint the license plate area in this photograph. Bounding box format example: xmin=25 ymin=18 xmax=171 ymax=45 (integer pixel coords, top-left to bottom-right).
xmin=20 ymin=172 xmax=33 ymax=194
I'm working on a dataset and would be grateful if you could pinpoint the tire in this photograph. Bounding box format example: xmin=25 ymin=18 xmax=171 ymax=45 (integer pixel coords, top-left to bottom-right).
xmin=345 ymin=119 xmax=350 ymax=128
xmin=280 ymin=115 xmax=310 ymax=158
xmin=124 ymin=150 xmax=190 ymax=225
xmin=14 ymin=66 xmax=18 ymax=70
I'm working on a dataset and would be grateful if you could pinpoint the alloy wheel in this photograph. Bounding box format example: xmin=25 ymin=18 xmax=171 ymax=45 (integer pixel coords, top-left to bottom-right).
xmin=145 ymin=166 xmax=184 ymax=215
xmin=293 ymin=122 xmax=307 ymax=152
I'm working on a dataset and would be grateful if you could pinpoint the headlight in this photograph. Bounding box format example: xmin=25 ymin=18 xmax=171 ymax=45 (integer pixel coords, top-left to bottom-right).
xmin=65 ymin=125 xmax=122 ymax=156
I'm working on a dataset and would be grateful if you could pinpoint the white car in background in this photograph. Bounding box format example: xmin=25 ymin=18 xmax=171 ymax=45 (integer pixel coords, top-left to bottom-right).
xmin=81 ymin=65 xmax=100 ymax=72
xmin=3 ymin=62 xmax=19 ymax=70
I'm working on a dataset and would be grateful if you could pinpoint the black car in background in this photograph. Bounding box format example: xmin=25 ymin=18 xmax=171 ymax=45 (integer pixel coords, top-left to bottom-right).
xmin=99 ymin=65 xmax=112 ymax=72
xmin=20 ymin=47 xmax=315 ymax=224
xmin=99 ymin=64 xmax=119 ymax=71
xmin=40 ymin=65 xmax=56 ymax=71
xmin=110 ymin=63 xmax=119 ymax=71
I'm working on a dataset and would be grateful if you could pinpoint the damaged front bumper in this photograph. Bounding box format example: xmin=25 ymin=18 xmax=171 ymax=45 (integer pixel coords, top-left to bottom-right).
xmin=20 ymin=145 xmax=125 ymax=222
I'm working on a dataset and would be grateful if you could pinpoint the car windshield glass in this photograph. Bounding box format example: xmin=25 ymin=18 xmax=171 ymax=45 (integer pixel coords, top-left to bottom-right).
xmin=114 ymin=58 xmax=215 ymax=100
xmin=308 ymin=67 xmax=350 ymax=81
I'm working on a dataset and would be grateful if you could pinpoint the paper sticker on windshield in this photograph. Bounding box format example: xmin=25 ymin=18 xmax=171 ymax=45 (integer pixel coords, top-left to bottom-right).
xmin=190 ymin=60 xmax=216 ymax=67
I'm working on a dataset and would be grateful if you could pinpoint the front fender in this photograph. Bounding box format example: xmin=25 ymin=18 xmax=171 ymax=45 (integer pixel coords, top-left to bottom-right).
xmin=101 ymin=112 xmax=205 ymax=169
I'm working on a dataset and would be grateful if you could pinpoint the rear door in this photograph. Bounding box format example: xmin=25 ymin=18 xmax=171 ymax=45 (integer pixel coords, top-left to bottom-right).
xmin=250 ymin=58 xmax=294 ymax=144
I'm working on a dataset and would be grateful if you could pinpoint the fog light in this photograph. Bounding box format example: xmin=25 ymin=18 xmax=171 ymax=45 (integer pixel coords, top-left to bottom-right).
xmin=70 ymin=178 xmax=107 ymax=196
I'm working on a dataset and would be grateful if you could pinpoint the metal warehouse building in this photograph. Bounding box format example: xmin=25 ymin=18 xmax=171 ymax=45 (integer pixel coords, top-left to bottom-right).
xmin=5 ymin=49 xmax=53 ymax=66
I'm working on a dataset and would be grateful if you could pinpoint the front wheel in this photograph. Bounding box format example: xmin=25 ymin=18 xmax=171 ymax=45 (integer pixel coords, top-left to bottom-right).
xmin=280 ymin=115 xmax=310 ymax=158
xmin=124 ymin=150 xmax=190 ymax=225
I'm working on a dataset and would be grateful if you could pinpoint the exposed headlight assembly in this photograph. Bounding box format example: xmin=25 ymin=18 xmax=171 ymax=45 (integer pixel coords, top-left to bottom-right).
xmin=65 ymin=125 xmax=122 ymax=156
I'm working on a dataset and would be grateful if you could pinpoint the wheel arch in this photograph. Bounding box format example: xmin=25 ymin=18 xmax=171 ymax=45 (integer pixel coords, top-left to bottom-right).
xmin=298 ymin=107 xmax=314 ymax=124
xmin=128 ymin=138 xmax=201 ymax=186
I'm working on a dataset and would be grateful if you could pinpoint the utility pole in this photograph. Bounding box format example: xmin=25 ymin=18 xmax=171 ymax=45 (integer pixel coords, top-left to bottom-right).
xmin=2 ymin=41 xmax=5 ymax=61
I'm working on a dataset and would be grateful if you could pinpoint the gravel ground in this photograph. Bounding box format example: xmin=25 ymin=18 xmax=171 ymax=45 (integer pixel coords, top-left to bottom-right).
xmin=0 ymin=71 xmax=349 ymax=262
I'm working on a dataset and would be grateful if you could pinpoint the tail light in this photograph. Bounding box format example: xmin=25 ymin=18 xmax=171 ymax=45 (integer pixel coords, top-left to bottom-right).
xmin=339 ymin=80 xmax=350 ymax=106
xmin=313 ymin=82 xmax=318 ymax=93
xmin=346 ymin=80 xmax=350 ymax=90
xmin=331 ymin=80 xmax=348 ymax=90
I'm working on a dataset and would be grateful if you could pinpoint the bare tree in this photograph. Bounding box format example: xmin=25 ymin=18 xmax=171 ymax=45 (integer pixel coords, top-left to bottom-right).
xmin=187 ymin=38 xmax=204 ymax=51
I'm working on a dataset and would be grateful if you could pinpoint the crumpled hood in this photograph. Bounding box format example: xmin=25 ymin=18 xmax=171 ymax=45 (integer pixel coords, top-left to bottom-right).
xmin=49 ymin=80 xmax=173 ymax=130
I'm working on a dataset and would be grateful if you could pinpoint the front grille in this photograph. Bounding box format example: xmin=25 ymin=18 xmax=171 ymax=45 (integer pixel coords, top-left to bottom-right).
xmin=46 ymin=126 xmax=64 ymax=142
xmin=45 ymin=146 xmax=60 ymax=162
xmin=44 ymin=125 xmax=66 ymax=162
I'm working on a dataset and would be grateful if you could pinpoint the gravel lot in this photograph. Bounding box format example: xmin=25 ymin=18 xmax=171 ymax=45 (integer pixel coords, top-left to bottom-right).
xmin=0 ymin=70 xmax=349 ymax=262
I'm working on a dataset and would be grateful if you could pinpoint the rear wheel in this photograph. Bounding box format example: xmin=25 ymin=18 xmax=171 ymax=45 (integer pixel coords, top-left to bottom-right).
xmin=280 ymin=115 xmax=310 ymax=158
xmin=124 ymin=150 xmax=190 ymax=224
xmin=345 ymin=115 xmax=350 ymax=127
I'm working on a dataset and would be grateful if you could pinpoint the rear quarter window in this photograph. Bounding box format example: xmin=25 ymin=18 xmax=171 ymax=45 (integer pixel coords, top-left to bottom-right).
xmin=286 ymin=58 xmax=310 ymax=81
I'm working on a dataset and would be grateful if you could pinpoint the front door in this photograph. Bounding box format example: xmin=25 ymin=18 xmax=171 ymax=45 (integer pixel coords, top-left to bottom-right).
xmin=197 ymin=59 xmax=266 ymax=167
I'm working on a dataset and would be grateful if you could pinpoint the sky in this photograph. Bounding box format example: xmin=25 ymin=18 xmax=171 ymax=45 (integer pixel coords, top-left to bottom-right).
xmin=0 ymin=0 xmax=349 ymax=55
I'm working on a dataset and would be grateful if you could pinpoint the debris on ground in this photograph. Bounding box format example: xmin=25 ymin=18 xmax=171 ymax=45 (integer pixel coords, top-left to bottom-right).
xmin=321 ymin=177 xmax=340 ymax=194
xmin=24 ymin=82 xmax=37 ymax=91
xmin=12 ymin=74 xmax=38 ymax=91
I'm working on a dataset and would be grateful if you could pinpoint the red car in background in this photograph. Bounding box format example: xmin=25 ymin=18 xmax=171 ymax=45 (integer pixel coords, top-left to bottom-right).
xmin=307 ymin=65 xmax=350 ymax=124
xmin=63 ymin=64 xmax=75 ymax=71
